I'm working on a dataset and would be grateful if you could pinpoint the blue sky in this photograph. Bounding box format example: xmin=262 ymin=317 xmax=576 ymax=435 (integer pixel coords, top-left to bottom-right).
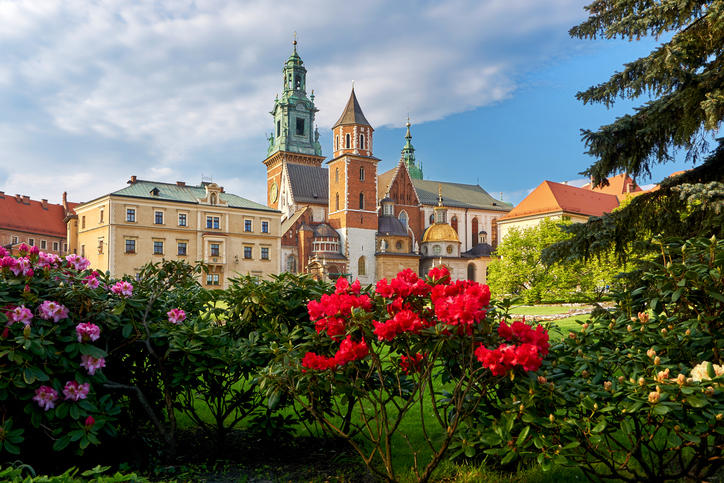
xmin=0 ymin=0 xmax=701 ymax=207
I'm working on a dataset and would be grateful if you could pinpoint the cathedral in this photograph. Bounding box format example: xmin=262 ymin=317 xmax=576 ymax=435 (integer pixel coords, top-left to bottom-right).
xmin=263 ymin=41 xmax=512 ymax=284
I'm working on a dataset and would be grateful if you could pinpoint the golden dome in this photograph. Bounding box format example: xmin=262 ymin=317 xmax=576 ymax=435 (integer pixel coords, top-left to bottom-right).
xmin=422 ymin=223 xmax=460 ymax=243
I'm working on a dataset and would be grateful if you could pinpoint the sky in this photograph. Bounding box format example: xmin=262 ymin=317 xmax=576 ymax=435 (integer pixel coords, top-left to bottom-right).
xmin=0 ymin=0 xmax=704 ymax=208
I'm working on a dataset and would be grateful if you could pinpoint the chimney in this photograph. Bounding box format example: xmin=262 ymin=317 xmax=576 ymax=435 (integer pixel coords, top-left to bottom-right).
xmin=561 ymin=181 xmax=568 ymax=185
xmin=128 ymin=175 xmax=137 ymax=185
xmin=220 ymin=186 xmax=225 ymax=193
xmin=15 ymin=194 xmax=22 ymax=203
xmin=0 ymin=191 xmax=4 ymax=198
xmin=41 ymin=199 xmax=48 ymax=210
xmin=176 ymin=181 xmax=186 ymax=187
xmin=22 ymin=195 xmax=30 ymax=204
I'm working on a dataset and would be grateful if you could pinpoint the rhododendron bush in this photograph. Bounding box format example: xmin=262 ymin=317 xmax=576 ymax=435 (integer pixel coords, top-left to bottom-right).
xmin=259 ymin=267 xmax=549 ymax=483
xmin=467 ymin=236 xmax=724 ymax=482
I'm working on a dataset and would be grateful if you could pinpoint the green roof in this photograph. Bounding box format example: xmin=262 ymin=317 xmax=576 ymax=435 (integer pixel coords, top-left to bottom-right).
xmin=411 ymin=179 xmax=512 ymax=212
xmin=111 ymin=180 xmax=278 ymax=213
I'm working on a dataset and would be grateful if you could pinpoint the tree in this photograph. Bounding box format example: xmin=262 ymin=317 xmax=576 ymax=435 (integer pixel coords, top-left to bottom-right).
xmin=488 ymin=218 xmax=621 ymax=302
xmin=544 ymin=0 xmax=724 ymax=264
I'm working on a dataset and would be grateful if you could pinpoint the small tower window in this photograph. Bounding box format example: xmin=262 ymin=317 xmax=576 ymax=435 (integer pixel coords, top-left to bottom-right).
xmin=345 ymin=134 xmax=350 ymax=149
xmin=335 ymin=168 xmax=339 ymax=183
xmin=335 ymin=135 xmax=339 ymax=151
xmin=295 ymin=75 xmax=301 ymax=89
xmin=277 ymin=121 xmax=280 ymax=137
xmin=359 ymin=134 xmax=365 ymax=149
xmin=335 ymin=193 xmax=340 ymax=211
xmin=399 ymin=211 xmax=408 ymax=228
xmin=358 ymin=256 xmax=366 ymax=276
xmin=296 ymin=118 xmax=305 ymax=136
xmin=359 ymin=192 xmax=365 ymax=210
xmin=429 ymin=214 xmax=434 ymax=225
xmin=360 ymin=167 xmax=365 ymax=181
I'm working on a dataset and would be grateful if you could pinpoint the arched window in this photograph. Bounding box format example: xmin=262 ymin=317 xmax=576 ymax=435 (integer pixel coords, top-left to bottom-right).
xmin=295 ymin=75 xmax=301 ymax=89
xmin=345 ymin=134 xmax=351 ymax=149
xmin=335 ymin=168 xmax=339 ymax=183
xmin=399 ymin=211 xmax=408 ymax=228
xmin=451 ymin=216 xmax=458 ymax=234
xmin=335 ymin=135 xmax=339 ymax=151
xmin=287 ymin=255 xmax=297 ymax=273
xmin=360 ymin=167 xmax=365 ymax=181
xmin=358 ymin=256 xmax=366 ymax=276
xmin=309 ymin=212 xmax=314 ymax=222
xmin=335 ymin=192 xmax=340 ymax=211
xmin=471 ymin=218 xmax=479 ymax=246
xmin=359 ymin=192 xmax=365 ymax=210
xmin=467 ymin=264 xmax=475 ymax=281
xmin=210 ymin=193 xmax=217 ymax=205
xmin=429 ymin=213 xmax=434 ymax=225
xmin=359 ymin=134 xmax=365 ymax=149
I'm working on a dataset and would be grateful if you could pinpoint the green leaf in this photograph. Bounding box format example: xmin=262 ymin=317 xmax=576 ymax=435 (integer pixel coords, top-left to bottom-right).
xmin=464 ymin=446 xmax=475 ymax=458
xmin=686 ymin=395 xmax=709 ymax=408
xmin=681 ymin=433 xmax=702 ymax=444
xmin=591 ymin=420 xmax=607 ymax=434
xmin=22 ymin=368 xmax=36 ymax=385
xmin=653 ymin=404 xmax=670 ymax=415
xmin=53 ymin=434 xmax=71 ymax=451
xmin=516 ymin=426 xmax=531 ymax=445
xmin=667 ymin=432 xmax=682 ymax=448
xmin=69 ymin=404 xmax=80 ymax=420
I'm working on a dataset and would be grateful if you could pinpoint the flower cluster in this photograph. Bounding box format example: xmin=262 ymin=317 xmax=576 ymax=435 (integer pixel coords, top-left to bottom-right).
xmin=39 ymin=301 xmax=69 ymax=323
xmin=6 ymin=305 xmax=33 ymax=326
xmin=110 ymin=281 xmax=134 ymax=297
xmin=66 ymin=253 xmax=91 ymax=271
xmin=400 ymin=353 xmax=425 ymax=375
xmin=80 ymin=355 xmax=106 ymax=375
xmin=167 ymin=308 xmax=186 ymax=324
xmin=307 ymin=277 xmax=372 ymax=338
xmin=63 ymin=381 xmax=90 ymax=401
xmin=83 ymin=271 xmax=101 ymax=289
xmin=76 ymin=323 xmax=101 ymax=342
xmin=301 ymin=335 xmax=369 ymax=371
xmin=33 ymin=385 xmax=59 ymax=411
xmin=691 ymin=361 xmax=724 ymax=382
xmin=475 ymin=320 xmax=549 ymax=376
xmin=431 ymin=280 xmax=490 ymax=330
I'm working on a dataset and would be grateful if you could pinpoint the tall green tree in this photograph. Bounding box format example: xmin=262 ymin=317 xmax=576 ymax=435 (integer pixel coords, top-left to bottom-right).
xmin=544 ymin=0 xmax=724 ymax=264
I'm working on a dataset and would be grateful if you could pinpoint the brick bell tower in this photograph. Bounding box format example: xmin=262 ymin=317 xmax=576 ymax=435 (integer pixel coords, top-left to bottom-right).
xmin=327 ymin=87 xmax=379 ymax=284
xmin=263 ymin=38 xmax=325 ymax=211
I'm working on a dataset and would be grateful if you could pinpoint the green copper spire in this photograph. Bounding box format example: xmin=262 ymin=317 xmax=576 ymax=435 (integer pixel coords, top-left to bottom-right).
xmin=402 ymin=118 xmax=423 ymax=180
xmin=266 ymin=37 xmax=323 ymax=158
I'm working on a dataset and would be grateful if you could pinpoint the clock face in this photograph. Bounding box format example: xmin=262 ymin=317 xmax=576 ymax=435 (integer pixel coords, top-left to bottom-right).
xmin=270 ymin=182 xmax=279 ymax=203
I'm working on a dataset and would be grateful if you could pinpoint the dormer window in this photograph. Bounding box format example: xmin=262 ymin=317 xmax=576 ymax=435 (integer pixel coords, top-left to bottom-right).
xmin=210 ymin=193 xmax=217 ymax=205
xmin=150 ymin=187 xmax=160 ymax=196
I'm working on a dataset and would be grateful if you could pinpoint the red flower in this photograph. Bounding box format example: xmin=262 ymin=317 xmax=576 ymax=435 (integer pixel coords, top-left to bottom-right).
xmin=301 ymin=352 xmax=335 ymax=371
xmin=400 ymin=353 xmax=425 ymax=375
xmin=334 ymin=336 xmax=369 ymax=365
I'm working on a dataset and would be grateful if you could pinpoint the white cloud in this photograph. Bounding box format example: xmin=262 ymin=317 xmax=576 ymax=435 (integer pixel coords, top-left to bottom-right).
xmin=0 ymin=0 xmax=592 ymax=204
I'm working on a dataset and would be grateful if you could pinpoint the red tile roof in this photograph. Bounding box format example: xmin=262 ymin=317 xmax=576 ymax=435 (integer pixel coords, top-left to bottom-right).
xmin=0 ymin=193 xmax=69 ymax=237
xmin=497 ymin=181 xmax=620 ymax=221
xmin=581 ymin=173 xmax=643 ymax=197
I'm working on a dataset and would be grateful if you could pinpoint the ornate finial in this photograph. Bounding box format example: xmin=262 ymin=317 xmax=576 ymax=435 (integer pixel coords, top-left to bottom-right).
xmin=293 ymin=31 xmax=297 ymax=50
xmin=438 ymin=184 xmax=443 ymax=206
xmin=352 ymin=80 xmax=355 ymax=90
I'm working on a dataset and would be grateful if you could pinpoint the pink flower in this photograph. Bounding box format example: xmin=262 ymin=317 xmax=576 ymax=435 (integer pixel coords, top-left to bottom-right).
xmin=65 ymin=253 xmax=91 ymax=271
xmin=0 ymin=247 xmax=6 ymax=258
xmin=110 ymin=281 xmax=133 ymax=297
xmin=83 ymin=275 xmax=100 ymax=289
xmin=29 ymin=245 xmax=40 ymax=256
xmin=18 ymin=243 xmax=30 ymax=256
xmin=167 ymin=308 xmax=186 ymax=324
xmin=63 ymin=381 xmax=90 ymax=401
xmin=76 ymin=323 xmax=101 ymax=342
xmin=33 ymin=385 xmax=59 ymax=411
xmin=84 ymin=416 xmax=95 ymax=428
xmin=9 ymin=305 xmax=33 ymax=325
xmin=37 ymin=252 xmax=61 ymax=269
xmin=80 ymin=355 xmax=106 ymax=375
xmin=39 ymin=301 xmax=69 ymax=323
xmin=10 ymin=257 xmax=32 ymax=277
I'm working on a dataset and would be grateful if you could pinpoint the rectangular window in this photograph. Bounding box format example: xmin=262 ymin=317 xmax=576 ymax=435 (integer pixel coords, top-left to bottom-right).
xmin=244 ymin=220 xmax=252 ymax=232
xmin=99 ymin=209 xmax=104 ymax=223
xmin=261 ymin=221 xmax=269 ymax=233
xmin=64 ymin=243 xmax=68 ymax=253
xmin=154 ymin=241 xmax=163 ymax=255
xmin=155 ymin=211 xmax=164 ymax=224
xmin=179 ymin=213 xmax=187 ymax=226
xmin=261 ymin=247 xmax=269 ymax=260
xmin=127 ymin=209 xmax=136 ymax=222
xmin=11 ymin=236 xmax=18 ymax=244
xmin=80 ymin=244 xmax=85 ymax=257
xmin=125 ymin=240 xmax=136 ymax=253
xmin=296 ymin=118 xmax=305 ymax=136
xmin=210 ymin=243 xmax=220 ymax=256
xmin=206 ymin=216 xmax=220 ymax=229
xmin=81 ymin=217 xmax=85 ymax=229
xmin=40 ymin=240 xmax=47 ymax=250
xmin=178 ymin=242 xmax=187 ymax=256
xmin=244 ymin=246 xmax=252 ymax=259
xmin=53 ymin=242 xmax=59 ymax=251
xmin=28 ymin=238 xmax=35 ymax=247
xmin=206 ymin=274 xmax=220 ymax=286
xmin=98 ymin=239 xmax=104 ymax=254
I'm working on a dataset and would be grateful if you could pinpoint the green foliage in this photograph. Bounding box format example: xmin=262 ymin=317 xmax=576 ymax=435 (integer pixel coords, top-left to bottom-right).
xmin=476 ymin=236 xmax=724 ymax=482
xmin=0 ymin=465 xmax=156 ymax=482
xmin=488 ymin=218 xmax=622 ymax=302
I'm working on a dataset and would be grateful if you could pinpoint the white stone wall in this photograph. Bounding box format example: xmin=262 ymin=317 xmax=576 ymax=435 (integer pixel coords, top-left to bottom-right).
xmin=344 ymin=227 xmax=377 ymax=285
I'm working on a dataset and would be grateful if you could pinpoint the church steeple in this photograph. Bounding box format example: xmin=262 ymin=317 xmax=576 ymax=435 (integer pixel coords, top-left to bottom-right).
xmin=331 ymin=88 xmax=374 ymax=158
xmin=401 ymin=118 xmax=423 ymax=180
xmin=266 ymin=37 xmax=322 ymax=158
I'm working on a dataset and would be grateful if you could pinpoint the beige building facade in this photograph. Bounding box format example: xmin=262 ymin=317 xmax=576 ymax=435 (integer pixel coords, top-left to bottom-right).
xmin=67 ymin=177 xmax=282 ymax=288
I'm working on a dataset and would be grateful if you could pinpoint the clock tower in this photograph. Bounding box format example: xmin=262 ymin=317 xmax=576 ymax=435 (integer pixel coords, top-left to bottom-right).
xmin=263 ymin=38 xmax=325 ymax=211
